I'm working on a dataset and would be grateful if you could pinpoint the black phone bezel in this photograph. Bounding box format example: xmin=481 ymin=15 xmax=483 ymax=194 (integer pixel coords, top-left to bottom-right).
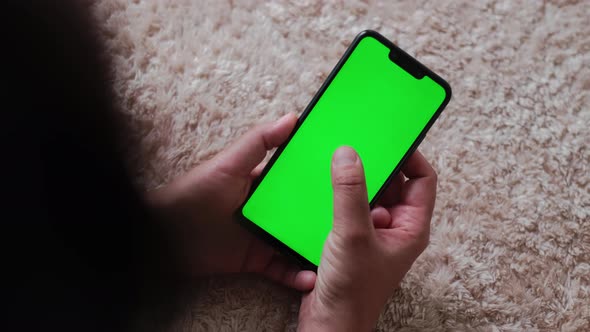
xmin=234 ymin=30 xmax=452 ymax=271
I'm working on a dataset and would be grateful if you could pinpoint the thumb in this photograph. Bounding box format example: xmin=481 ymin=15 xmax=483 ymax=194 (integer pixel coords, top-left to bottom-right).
xmin=331 ymin=146 xmax=372 ymax=239
xmin=215 ymin=113 xmax=297 ymax=176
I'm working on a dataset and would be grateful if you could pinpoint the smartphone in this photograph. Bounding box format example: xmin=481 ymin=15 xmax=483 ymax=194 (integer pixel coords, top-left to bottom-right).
xmin=237 ymin=30 xmax=451 ymax=270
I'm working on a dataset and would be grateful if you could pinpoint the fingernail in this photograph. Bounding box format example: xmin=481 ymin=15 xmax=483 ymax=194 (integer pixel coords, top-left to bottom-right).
xmin=333 ymin=146 xmax=358 ymax=166
xmin=275 ymin=113 xmax=292 ymax=126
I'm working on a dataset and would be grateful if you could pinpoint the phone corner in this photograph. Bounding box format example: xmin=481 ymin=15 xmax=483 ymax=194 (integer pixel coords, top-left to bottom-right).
xmin=443 ymin=81 xmax=453 ymax=103
xmin=355 ymin=29 xmax=381 ymax=41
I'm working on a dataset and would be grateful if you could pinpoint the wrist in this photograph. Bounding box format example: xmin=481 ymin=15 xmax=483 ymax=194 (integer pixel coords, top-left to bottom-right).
xmin=146 ymin=182 xmax=180 ymax=213
xmin=145 ymin=182 xmax=201 ymax=277
xmin=297 ymin=293 xmax=375 ymax=332
xmin=146 ymin=177 xmax=195 ymax=224
xmin=298 ymin=312 xmax=373 ymax=332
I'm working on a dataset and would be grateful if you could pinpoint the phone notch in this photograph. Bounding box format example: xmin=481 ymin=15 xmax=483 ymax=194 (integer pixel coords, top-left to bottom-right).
xmin=388 ymin=48 xmax=425 ymax=80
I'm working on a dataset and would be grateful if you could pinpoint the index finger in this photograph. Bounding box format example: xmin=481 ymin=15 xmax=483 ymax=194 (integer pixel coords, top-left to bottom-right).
xmin=215 ymin=113 xmax=297 ymax=176
xmin=399 ymin=150 xmax=437 ymax=211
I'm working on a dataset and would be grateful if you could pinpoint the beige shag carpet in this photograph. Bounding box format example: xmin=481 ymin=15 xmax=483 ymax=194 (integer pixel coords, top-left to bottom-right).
xmin=91 ymin=0 xmax=589 ymax=331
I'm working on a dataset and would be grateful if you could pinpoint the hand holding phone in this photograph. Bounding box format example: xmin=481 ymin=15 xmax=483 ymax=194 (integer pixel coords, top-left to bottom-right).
xmin=238 ymin=30 xmax=451 ymax=269
xmin=298 ymin=147 xmax=436 ymax=331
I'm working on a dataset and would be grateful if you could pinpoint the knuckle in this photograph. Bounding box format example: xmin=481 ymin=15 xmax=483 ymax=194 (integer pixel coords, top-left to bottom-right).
xmin=333 ymin=183 xmax=365 ymax=202
xmin=333 ymin=167 xmax=365 ymax=187
xmin=334 ymin=225 xmax=371 ymax=248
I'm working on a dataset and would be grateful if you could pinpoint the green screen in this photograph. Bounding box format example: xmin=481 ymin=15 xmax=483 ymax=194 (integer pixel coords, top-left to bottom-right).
xmin=242 ymin=36 xmax=447 ymax=265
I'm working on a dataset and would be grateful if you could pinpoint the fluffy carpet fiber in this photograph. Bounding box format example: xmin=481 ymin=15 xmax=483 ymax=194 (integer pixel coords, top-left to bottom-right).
xmin=92 ymin=0 xmax=589 ymax=330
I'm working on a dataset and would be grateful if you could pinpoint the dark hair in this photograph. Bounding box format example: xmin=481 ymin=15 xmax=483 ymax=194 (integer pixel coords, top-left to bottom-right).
xmin=3 ymin=2 xmax=180 ymax=331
